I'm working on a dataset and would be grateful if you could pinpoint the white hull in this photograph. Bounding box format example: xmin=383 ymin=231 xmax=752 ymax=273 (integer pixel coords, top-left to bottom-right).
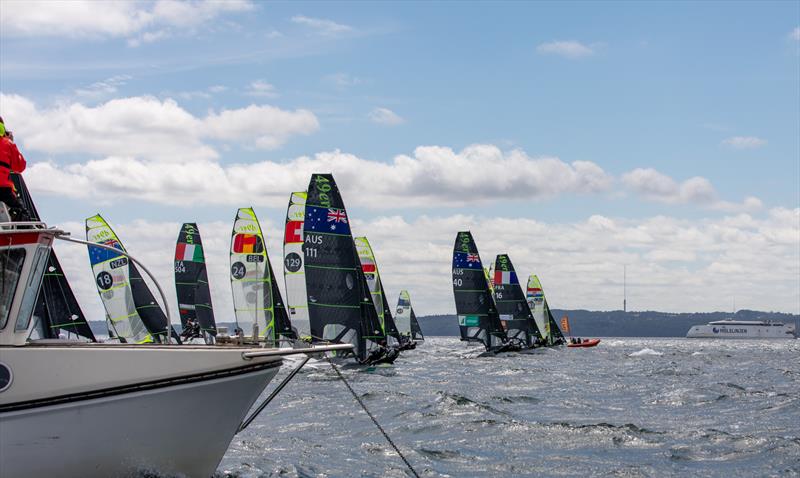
xmin=0 ymin=362 xmax=280 ymax=477
xmin=686 ymin=323 xmax=796 ymax=339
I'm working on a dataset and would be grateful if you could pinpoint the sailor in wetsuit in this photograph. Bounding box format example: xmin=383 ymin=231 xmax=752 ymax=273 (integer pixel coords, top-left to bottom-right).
xmin=0 ymin=117 xmax=29 ymax=221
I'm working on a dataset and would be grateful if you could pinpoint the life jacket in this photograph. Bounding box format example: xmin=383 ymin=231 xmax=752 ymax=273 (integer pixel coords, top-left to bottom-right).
xmin=0 ymin=137 xmax=26 ymax=190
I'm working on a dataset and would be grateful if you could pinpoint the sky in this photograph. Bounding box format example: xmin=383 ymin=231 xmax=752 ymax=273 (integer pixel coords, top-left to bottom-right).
xmin=1 ymin=0 xmax=798 ymax=323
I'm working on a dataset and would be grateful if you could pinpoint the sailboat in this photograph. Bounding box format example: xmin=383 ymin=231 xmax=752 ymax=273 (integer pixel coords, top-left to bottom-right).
xmin=492 ymin=254 xmax=544 ymax=349
xmin=283 ymin=191 xmax=311 ymax=341
xmin=355 ymin=236 xmax=405 ymax=350
xmin=525 ymin=274 xmax=567 ymax=346
xmin=395 ymin=290 xmax=424 ymax=348
xmin=452 ymin=231 xmax=515 ymax=355
xmin=229 ymin=207 xmax=294 ymax=345
xmin=10 ymin=173 xmax=96 ymax=342
xmin=86 ymin=214 xmax=180 ymax=343
xmin=174 ymin=223 xmax=217 ymax=343
xmin=303 ymin=173 xmax=396 ymax=365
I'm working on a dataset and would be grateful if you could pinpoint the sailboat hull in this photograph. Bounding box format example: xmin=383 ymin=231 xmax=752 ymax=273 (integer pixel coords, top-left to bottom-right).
xmin=0 ymin=360 xmax=280 ymax=477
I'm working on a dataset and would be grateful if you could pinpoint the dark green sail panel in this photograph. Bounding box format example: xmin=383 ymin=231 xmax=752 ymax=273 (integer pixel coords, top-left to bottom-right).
xmin=268 ymin=258 xmax=295 ymax=341
xmin=379 ymin=282 xmax=403 ymax=344
xmin=493 ymin=254 xmax=542 ymax=348
xmin=174 ymin=223 xmax=217 ymax=338
xmin=545 ymin=301 xmax=567 ymax=345
xmin=451 ymin=231 xmax=507 ymax=351
xmin=130 ymin=263 xmax=182 ymax=343
xmin=410 ymin=307 xmax=424 ymax=341
xmin=10 ymin=173 xmax=96 ymax=341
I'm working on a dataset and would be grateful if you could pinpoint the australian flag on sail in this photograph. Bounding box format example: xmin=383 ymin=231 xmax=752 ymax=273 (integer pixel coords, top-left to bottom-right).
xmin=88 ymin=240 xmax=123 ymax=266
xmin=305 ymin=205 xmax=351 ymax=235
xmin=453 ymin=251 xmax=482 ymax=270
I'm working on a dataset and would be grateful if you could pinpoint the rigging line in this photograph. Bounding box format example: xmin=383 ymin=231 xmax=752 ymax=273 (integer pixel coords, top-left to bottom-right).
xmin=326 ymin=357 xmax=420 ymax=478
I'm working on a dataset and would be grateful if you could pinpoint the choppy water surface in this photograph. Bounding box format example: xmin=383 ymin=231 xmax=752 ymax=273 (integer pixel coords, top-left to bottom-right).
xmin=218 ymin=338 xmax=800 ymax=477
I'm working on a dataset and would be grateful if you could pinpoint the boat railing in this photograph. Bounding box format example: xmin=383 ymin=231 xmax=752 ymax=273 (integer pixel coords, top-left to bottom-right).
xmin=0 ymin=220 xmax=50 ymax=231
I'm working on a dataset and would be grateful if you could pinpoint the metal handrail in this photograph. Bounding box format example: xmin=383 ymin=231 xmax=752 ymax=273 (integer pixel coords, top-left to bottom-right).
xmin=52 ymin=232 xmax=174 ymax=343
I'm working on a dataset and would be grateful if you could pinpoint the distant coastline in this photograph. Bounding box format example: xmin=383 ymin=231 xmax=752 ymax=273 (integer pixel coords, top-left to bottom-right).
xmin=86 ymin=309 xmax=799 ymax=338
xmin=416 ymin=310 xmax=800 ymax=338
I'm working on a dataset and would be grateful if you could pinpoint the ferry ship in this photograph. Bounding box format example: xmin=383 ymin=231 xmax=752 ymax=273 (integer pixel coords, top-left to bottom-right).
xmin=686 ymin=319 xmax=796 ymax=339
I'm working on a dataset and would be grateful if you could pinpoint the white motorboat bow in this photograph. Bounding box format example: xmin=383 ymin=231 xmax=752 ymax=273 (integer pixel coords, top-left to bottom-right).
xmin=0 ymin=220 xmax=350 ymax=477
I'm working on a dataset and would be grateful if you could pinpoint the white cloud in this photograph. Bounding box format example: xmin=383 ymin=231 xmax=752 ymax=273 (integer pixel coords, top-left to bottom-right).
xmin=246 ymin=80 xmax=278 ymax=98
xmin=74 ymin=75 xmax=133 ymax=100
xmin=790 ymin=27 xmax=800 ymax=41
xmin=722 ymin=136 xmax=767 ymax=149
xmin=48 ymin=207 xmax=800 ymax=327
xmin=25 ymin=145 xmax=614 ymax=208
xmin=536 ymin=40 xmax=594 ymax=58
xmin=324 ymin=73 xmax=364 ymax=88
xmin=621 ymin=168 xmax=760 ymax=213
xmin=368 ymin=107 xmax=404 ymax=125
xmin=0 ymin=93 xmax=319 ymax=159
xmin=0 ymin=0 xmax=254 ymax=44
xmin=291 ymin=15 xmax=352 ymax=35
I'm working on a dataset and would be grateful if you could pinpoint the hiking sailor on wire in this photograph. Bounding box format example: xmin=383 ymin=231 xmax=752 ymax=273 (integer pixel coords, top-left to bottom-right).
xmin=0 ymin=116 xmax=29 ymax=221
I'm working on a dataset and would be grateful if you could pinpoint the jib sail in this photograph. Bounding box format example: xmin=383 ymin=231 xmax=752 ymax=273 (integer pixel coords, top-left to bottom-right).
xmin=230 ymin=207 xmax=293 ymax=344
xmin=10 ymin=173 xmax=95 ymax=341
xmin=174 ymin=223 xmax=217 ymax=339
xmin=452 ymin=231 xmax=507 ymax=351
xmin=303 ymin=173 xmax=385 ymax=362
xmin=283 ymin=191 xmax=311 ymax=340
xmin=492 ymin=254 xmax=542 ymax=348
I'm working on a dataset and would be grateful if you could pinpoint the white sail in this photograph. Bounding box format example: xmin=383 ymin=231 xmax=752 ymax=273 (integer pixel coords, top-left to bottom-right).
xmin=283 ymin=191 xmax=310 ymax=339
xmin=229 ymin=208 xmax=273 ymax=338
xmin=85 ymin=214 xmax=151 ymax=344
xmin=395 ymin=290 xmax=412 ymax=337
xmin=526 ymin=274 xmax=550 ymax=340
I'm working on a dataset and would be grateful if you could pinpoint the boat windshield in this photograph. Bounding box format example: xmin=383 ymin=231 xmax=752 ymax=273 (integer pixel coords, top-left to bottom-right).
xmin=0 ymin=248 xmax=27 ymax=330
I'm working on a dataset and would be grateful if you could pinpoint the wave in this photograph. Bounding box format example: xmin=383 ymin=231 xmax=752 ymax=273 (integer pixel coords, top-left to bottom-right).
xmin=629 ymin=348 xmax=663 ymax=356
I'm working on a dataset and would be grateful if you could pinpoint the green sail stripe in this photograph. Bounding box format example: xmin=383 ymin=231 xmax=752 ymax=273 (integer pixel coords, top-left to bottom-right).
xmin=308 ymin=303 xmax=360 ymax=309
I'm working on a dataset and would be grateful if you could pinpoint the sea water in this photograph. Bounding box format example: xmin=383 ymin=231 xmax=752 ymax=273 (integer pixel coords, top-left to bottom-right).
xmin=217 ymin=338 xmax=800 ymax=477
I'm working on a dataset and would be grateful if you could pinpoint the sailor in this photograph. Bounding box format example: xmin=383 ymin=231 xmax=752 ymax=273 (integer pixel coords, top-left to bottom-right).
xmin=0 ymin=117 xmax=29 ymax=221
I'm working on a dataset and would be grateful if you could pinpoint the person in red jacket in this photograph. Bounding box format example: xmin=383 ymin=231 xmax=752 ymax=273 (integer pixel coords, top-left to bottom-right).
xmin=0 ymin=116 xmax=29 ymax=221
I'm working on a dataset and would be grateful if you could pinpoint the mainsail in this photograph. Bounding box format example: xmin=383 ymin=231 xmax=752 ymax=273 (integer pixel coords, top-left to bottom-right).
xmin=526 ymin=274 xmax=566 ymax=345
xmin=303 ymin=173 xmax=388 ymax=363
xmin=174 ymin=223 xmax=217 ymax=339
xmin=229 ymin=207 xmax=293 ymax=343
xmin=396 ymin=290 xmax=425 ymax=342
xmin=452 ymin=231 xmax=507 ymax=351
xmin=86 ymin=214 xmax=172 ymax=343
xmin=283 ymin=191 xmax=311 ymax=340
xmin=10 ymin=173 xmax=95 ymax=341
xmin=355 ymin=236 xmax=402 ymax=346
xmin=493 ymin=254 xmax=542 ymax=348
